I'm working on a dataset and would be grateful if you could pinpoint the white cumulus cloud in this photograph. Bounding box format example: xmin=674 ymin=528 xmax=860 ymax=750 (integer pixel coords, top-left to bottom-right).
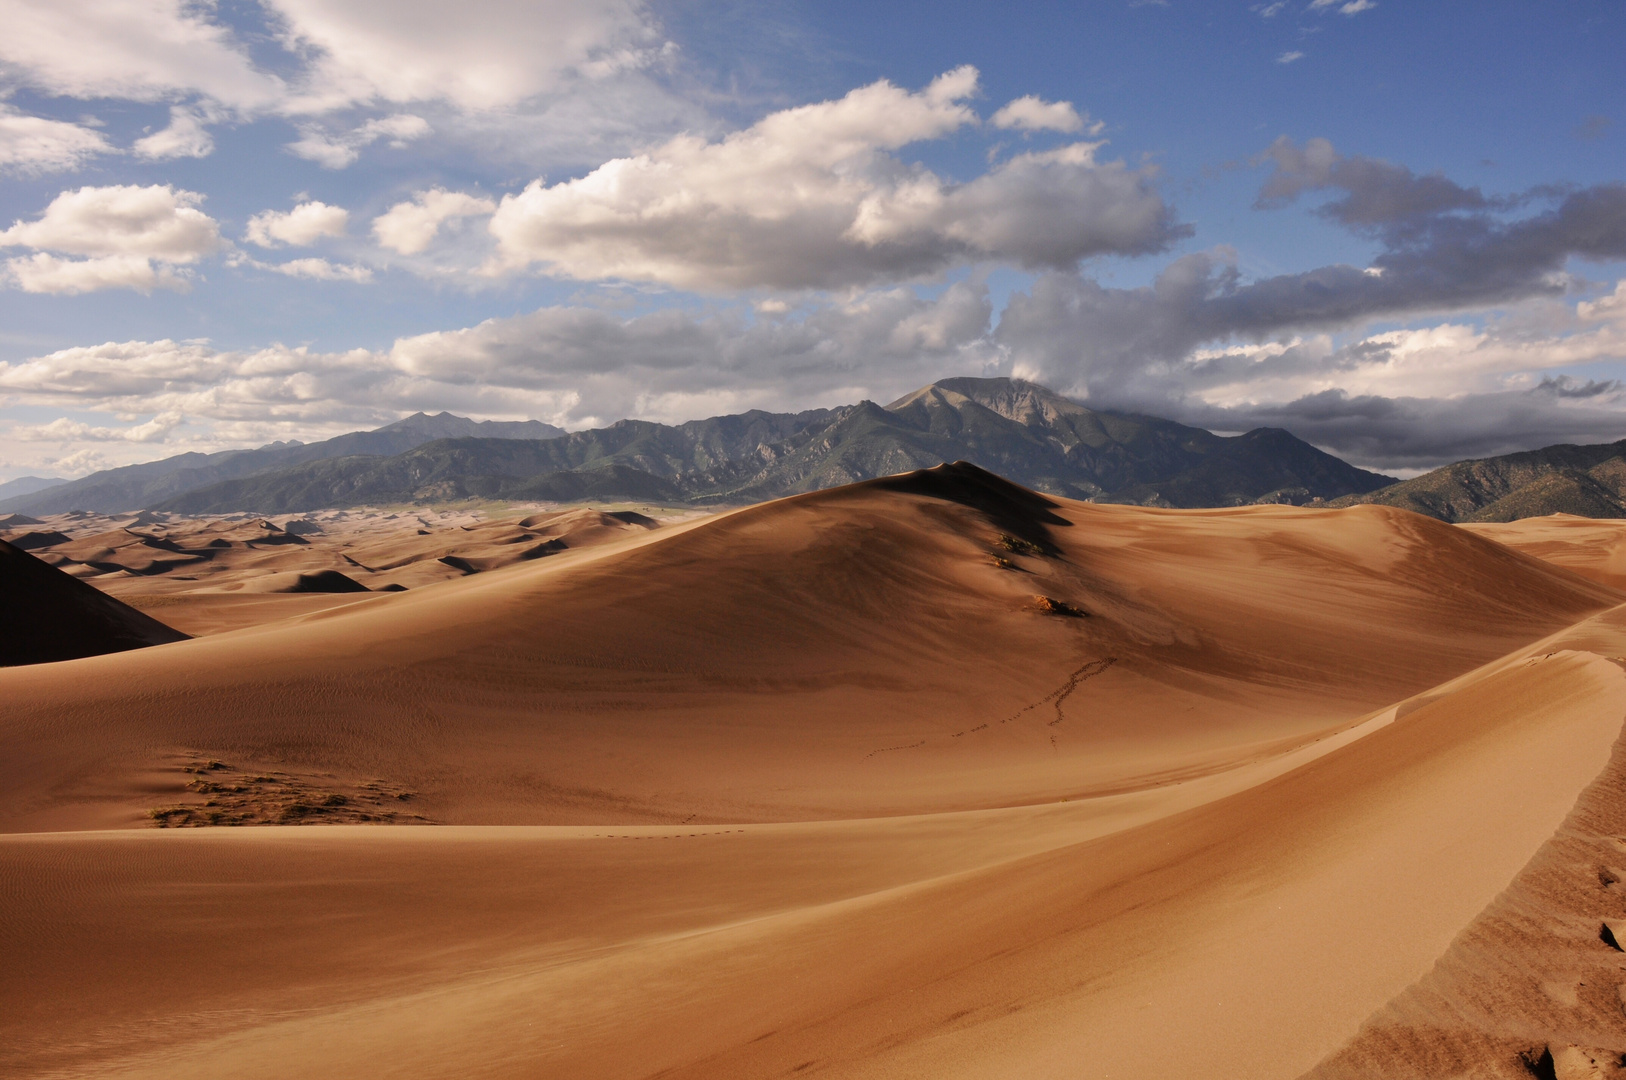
xmin=245 ymin=201 xmax=351 ymax=247
xmin=990 ymin=96 xmax=1090 ymax=134
xmin=373 ymin=189 xmax=496 ymax=254
xmin=0 ymin=107 xmax=113 ymax=174
xmin=487 ymin=67 xmax=1183 ymax=291
xmin=0 ymin=184 xmax=222 ymax=294
xmin=0 ymin=184 xmax=222 ymax=260
xmin=4 ymin=252 xmax=192 ymax=294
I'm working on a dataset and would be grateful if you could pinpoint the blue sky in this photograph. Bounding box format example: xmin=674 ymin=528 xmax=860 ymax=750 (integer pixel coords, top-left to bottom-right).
xmin=0 ymin=0 xmax=1622 ymax=479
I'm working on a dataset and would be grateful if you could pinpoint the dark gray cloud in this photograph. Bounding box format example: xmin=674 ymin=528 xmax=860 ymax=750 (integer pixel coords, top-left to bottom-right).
xmin=990 ymin=139 xmax=1626 ymax=468
xmin=997 ymin=142 xmax=1626 ymax=405
xmin=1256 ymin=136 xmax=1488 ymax=229
xmin=1181 ymin=378 xmax=1626 ymax=471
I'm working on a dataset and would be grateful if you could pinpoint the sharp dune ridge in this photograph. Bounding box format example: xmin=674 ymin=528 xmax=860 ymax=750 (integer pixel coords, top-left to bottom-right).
xmin=6 ymin=463 xmax=1626 ymax=1077
xmin=0 ymin=537 xmax=189 ymax=666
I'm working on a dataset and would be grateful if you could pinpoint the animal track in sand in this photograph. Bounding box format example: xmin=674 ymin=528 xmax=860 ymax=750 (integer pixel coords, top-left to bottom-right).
xmin=592 ymin=830 xmax=749 ymax=839
xmin=865 ymin=740 xmax=927 ymax=758
xmin=919 ymin=656 xmax=1120 ymax=752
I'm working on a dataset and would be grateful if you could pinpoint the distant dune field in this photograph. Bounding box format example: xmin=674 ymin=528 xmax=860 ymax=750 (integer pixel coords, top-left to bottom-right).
xmin=5 ymin=464 xmax=1626 ymax=1078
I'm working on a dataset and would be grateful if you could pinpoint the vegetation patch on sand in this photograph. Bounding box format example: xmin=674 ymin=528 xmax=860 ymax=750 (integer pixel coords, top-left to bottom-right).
xmin=149 ymin=757 xmax=430 ymax=827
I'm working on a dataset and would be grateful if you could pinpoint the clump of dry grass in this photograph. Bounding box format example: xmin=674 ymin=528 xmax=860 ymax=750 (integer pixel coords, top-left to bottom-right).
xmin=1032 ymin=595 xmax=1088 ymax=618
xmin=148 ymin=756 xmax=428 ymax=827
xmin=995 ymin=533 xmax=1045 ymax=557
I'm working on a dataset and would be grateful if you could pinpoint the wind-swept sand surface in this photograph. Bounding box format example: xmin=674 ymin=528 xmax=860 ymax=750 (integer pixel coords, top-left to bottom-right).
xmin=4 ymin=465 xmax=1626 ymax=1077
xmin=0 ymin=503 xmax=676 ymax=637
xmin=1465 ymin=513 xmax=1626 ymax=592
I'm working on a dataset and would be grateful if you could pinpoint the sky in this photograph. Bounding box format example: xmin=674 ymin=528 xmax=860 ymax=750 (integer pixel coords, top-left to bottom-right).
xmin=0 ymin=0 xmax=1622 ymax=481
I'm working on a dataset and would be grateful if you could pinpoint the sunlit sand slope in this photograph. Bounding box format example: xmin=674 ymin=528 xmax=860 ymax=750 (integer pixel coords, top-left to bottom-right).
xmin=1465 ymin=514 xmax=1626 ymax=591
xmin=0 ymin=464 xmax=1615 ymax=831
xmin=1304 ymin=610 xmax=1626 ymax=1079
xmin=3 ymin=615 xmax=1624 ymax=1078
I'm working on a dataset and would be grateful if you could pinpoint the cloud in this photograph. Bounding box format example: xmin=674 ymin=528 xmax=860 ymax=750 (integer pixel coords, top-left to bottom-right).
xmin=0 ymin=107 xmax=113 ymax=174
xmin=3 ymin=252 xmax=192 ymax=295
xmin=488 ymin=68 xmax=1185 ymax=290
xmin=0 ymin=184 xmax=223 ymax=260
xmin=33 ymin=446 xmax=114 ymax=477
xmin=992 ymin=172 xmax=1626 ymax=400
xmin=3 ymin=272 xmax=1626 ymax=475
xmin=263 ymin=257 xmax=373 ymax=283
xmin=1255 ymin=136 xmax=1487 ymax=228
xmin=0 ymin=184 xmax=223 ymax=293
xmin=0 ymin=1 xmax=662 ymax=118
xmin=373 ymin=189 xmax=496 ymax=254
xmin=0 ymin=0 xmax=693 ymax=179
xmin=17 ymin=411 xmax=183 ymax=443
xmin=1277 ymin=51 xmax=1305 ymax=65
xmin=993 ymin=262 xmax=1626 ymax=469
xmin=991 ymin=96 xmax=1090 ymax=134
xmin=1192 ymin=381 xmax=1626 ymax=472
xmin=1576 ymin=115 xmax=1612 ymax=142
xmin=1309 ymin=0 xmax=1375 ymax=13
xmin=387 ymin=278 xmax=999 ymax=425
xmin=0 ymin=283 xmax=999 ymax=447
xmin=132 ymin=106 xmax=215 ymax=160
xmin=245 ymin=201 xmax=350 ymax=247
xmin=267 ymin=0 xmax=662 ymax=113
xmin=0 ymin=0 xmax=283 ymax=109
xmin=286 ymin=113 xmax=431 ymax=168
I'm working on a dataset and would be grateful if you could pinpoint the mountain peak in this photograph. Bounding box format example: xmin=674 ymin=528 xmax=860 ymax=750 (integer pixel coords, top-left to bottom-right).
xmin=888 ymin=376 xmax=1092 ymax=426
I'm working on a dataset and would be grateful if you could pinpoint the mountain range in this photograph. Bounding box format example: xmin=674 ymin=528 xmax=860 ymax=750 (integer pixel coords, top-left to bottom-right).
xmin=2 ymin=412 xmax=564 ymax=516
xmin=12 ymin=376 xmax=1626 ymax=522
xmin=0 ymin=476 xmax=65 ymax=502
xmin=101 ymin=377 xmax=1394 ymax=515
xmin=1330 ymin=439 xmax=1626 ymax=521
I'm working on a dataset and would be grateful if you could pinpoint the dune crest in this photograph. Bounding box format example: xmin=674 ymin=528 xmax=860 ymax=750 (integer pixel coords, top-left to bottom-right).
xmin=0 ymin=538 xmax=188 ymax=666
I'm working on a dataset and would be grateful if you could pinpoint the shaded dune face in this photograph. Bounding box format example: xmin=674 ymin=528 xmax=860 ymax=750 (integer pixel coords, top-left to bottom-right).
xmin=0 ymin=538 xmax=188 ymax=666
xmin=0 ymin=463 xmax=1616 ymax=831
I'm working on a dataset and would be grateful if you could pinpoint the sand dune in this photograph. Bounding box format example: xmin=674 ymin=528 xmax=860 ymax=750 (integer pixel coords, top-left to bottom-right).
xmin=1 ymin=503 xmax=669 ymax=636
xmin=0 ymin=538 xmax=188 ymax=666
xmin=4 ymin=465 xmax=1626 ymax=1077
xmin=1465 ymin=513 xmax=1626 ymax=591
